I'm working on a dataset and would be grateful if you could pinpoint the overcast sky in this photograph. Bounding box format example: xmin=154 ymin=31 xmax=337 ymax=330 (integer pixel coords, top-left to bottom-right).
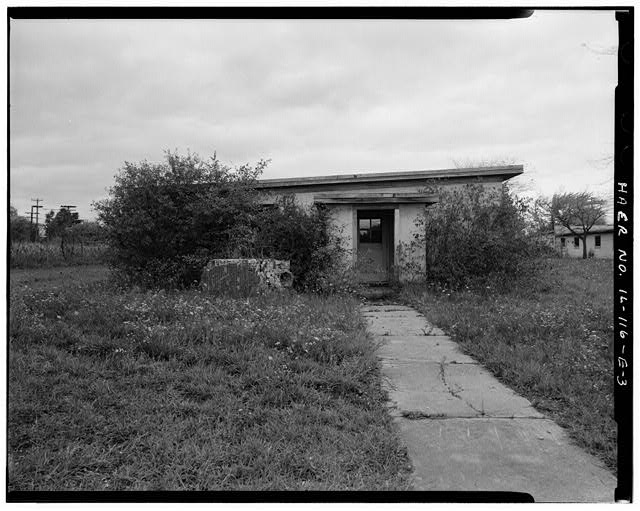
xmin=10 ymin=10 xmax=617 ymax=221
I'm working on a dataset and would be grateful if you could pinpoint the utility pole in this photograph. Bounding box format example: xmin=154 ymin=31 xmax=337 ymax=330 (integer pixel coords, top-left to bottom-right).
xmin=60 ymin=205 xmax=77 ymax=216
xmin=24 ymin=205 xmax=35 ymax=242
xmin=31 ymin=198 xmax=43 ymax=242
xmin=59 ymin=205 xmax=78 ymax=259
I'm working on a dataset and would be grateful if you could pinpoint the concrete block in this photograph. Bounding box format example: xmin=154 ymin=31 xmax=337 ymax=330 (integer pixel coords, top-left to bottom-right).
xmin=200 ymin=258 xmax=293 ymax=297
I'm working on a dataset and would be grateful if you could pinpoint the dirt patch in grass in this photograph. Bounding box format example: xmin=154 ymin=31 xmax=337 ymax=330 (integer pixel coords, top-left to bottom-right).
xmin=401 ymin=258 xmax=615 ymax=471
xmin=9 ymin=267 xmax=411 ymax=491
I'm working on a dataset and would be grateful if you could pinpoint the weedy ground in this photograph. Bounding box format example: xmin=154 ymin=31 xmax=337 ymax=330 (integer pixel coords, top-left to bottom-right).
xmin=401 ymin=257 xmax=615 ymax=470
xmin=10 ymin=242 xmax=109 ymax=269
xmin=9 ymin=267 xmax=411 ymax=491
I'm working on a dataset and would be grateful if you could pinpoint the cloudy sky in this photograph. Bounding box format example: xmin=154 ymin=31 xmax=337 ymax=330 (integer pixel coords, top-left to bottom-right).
xmin=10 ymin=10 xmax=617 ymax=221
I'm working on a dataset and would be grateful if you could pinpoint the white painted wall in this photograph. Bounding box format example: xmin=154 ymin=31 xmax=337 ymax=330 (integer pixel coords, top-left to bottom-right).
xmin=557 ymin=232 xmax=613 ymax=259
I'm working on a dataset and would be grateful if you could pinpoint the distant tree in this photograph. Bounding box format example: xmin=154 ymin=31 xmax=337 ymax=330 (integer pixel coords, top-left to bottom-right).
xmin=45 ymin=207 xmax=80 ymax=239
xmin=550 ymin=192 xmax=608 ymax=259
xmin=66 ymin=221 xmax=106 ymax=244
xmin=9 ymin=206 xmax=32 ymax=244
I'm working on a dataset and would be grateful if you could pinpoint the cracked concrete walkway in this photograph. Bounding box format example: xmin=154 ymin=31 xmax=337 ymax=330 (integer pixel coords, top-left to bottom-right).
xmin=363 ymin=304 xmax=616 ymax=502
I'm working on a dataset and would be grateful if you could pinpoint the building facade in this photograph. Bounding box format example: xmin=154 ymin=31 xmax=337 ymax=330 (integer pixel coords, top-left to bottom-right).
xmin=555 ymin=225 xmax=614 ymax=259
xmin=257 ymin=165 xmax=523 ymax=282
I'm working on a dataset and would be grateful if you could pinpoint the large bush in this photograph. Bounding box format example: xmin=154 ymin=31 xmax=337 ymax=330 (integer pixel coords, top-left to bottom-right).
xmin=254 ymin=196 xmax=346 ymax=291
xmin=94 ymin=151 xmax=344 ymax=289
xmin=408 ymin=183 xmax=551 ymax=290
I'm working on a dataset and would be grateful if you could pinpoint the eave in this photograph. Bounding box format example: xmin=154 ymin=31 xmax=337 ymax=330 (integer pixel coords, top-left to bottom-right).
xmin=256 ymin=165 xmax=524 ymax=190
xmin=313 ymin=192 xmax=439 ymax=205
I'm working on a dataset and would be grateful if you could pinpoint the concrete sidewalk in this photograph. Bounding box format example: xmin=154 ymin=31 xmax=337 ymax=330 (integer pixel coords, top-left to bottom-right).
xmin=363 ymin=304 xmax=616 ymax=502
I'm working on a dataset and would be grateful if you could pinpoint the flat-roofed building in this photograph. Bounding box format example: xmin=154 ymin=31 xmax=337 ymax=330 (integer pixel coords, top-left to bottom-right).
xmin=257 ymin=165 xmax=524 ymax=282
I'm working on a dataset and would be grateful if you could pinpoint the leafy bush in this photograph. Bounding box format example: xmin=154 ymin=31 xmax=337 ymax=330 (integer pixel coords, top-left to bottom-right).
xmin=94 ymin=151 xmax=345 ymax=290
xmin=254 ymin=197 xmax=347 ymax=291
xmin=407 ymin=183 xmax=552 ymax=290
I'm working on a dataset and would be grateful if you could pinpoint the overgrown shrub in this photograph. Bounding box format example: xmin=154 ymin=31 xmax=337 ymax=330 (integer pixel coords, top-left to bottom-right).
xmin=407 ymin=183 xmax=552 ymax=290
xmin=94 ymin=151 xmax=345 ymax=290
xmin=255 ymin=196 xmax=347 ymax=291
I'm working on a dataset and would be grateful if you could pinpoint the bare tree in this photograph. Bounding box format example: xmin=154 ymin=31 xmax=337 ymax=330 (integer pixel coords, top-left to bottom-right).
xmin=550 ymin=192 xmax=608 ymax=259
xmin=450 ymin=156 xmax=536 ymax=196
xmin=451 ymin=156 xmax=518 ymax=169
xmin=526 ymin=196 xmax=553 ymax=235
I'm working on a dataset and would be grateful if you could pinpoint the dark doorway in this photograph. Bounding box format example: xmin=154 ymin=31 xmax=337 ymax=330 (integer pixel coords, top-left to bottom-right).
xmin=357 ymin=209 xmax=394 ymax=283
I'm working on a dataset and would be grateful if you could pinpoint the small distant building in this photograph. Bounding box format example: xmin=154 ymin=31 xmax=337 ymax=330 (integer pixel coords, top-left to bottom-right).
xmin=554 ymin=225 xmax=614 ymax=259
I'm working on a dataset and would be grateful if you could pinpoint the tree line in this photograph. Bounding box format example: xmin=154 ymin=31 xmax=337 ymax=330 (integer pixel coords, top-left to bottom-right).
xmin=10 ymin=151 xmax=609 ymax=287
xmin=10 ymin=205 xmax=105 ymax=244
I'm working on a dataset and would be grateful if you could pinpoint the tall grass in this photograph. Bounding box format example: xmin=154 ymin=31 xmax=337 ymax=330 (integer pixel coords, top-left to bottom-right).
xmin=8 ymin=271 xmax=411 ymax=491
xmin=10 ymin=242 xmax=109 ymax=269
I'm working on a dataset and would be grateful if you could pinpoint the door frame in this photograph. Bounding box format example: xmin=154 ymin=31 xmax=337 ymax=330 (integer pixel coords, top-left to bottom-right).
xmin=355 ymin=208 xmax=395 ymax=282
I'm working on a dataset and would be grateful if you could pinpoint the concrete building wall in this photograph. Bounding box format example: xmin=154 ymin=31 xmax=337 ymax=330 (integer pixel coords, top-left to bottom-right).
xmin=325 ymin=204 xmax=355 ymax=266
xmin=557 ymin=232 xmax=613 ymax=259
xmin=395 ymin=203 xmax=427 ymax=280
xmin=264 ymin=185 xmax=433 ymax=208
xmin=265 ymin=179 xmax=508 ymax=281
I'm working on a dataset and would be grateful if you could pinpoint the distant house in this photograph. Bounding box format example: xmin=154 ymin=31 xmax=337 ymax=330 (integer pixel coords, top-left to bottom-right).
xmin=554 ymin=225 xmax=614 ymax=259
xmin=256 ymin=165 xmax=523 ymax=282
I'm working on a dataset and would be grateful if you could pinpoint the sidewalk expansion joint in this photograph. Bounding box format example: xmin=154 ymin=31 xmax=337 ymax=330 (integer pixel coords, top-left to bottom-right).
xmin=399 ymin=413 xmax=548 ymax=420
xmin=380 ymin=357 xmax=478 ymax=364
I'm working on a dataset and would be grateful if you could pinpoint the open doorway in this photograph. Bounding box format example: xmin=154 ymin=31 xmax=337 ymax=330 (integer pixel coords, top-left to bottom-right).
xmin=356 ymin=209 xmax=394 ymax=283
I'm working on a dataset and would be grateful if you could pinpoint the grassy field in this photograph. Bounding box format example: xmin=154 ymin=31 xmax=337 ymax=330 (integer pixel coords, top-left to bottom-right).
xmin=10 ymin=242 xmax=109 ymax=269
xmin=10 ymin=265 xmax=111 ymax=291
xmin=9 ymin=266 xmax=411 ymax=491
xmin=401 ymin=257 xmax=615 ymax=470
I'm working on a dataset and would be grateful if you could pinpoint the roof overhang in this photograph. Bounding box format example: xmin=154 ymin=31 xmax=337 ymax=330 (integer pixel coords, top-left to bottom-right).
xmin=256 ymin=165 xmax=524 ymax=190
xmin=554 ymin=225 xmax=615 ymax=236
xmin=313 ymin=192 xmax=439 ymax=205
